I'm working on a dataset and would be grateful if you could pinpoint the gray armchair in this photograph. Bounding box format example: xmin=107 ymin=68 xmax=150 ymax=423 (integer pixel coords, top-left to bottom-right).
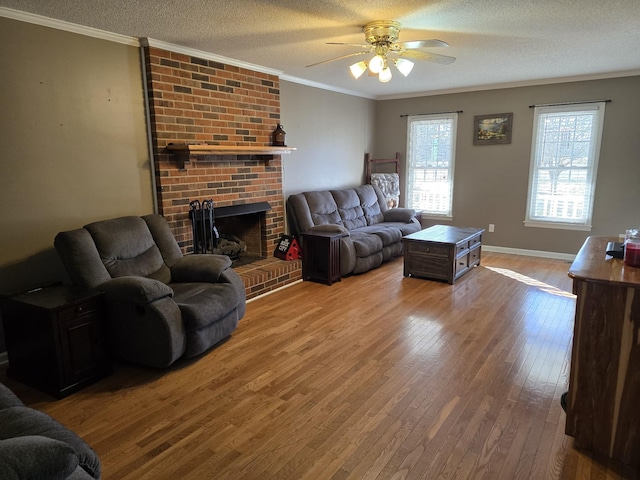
xmin=54 ymin=214 xmax=246 ymax=368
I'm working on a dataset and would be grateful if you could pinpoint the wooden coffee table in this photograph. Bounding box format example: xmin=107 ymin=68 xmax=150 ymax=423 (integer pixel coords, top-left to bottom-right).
xmin=403 ymin=225 xmax=484 ymax=284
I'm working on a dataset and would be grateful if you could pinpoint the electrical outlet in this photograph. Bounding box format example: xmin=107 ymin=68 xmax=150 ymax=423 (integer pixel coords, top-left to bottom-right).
xmin=489 ymin=224 xmax=495 ymax=233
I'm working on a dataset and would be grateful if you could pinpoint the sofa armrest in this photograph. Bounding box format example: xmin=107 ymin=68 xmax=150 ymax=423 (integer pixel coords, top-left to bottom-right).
xmin=307 ymin=224 xmax=350 ymax=236
xmin=98 ymin=276 xmax=173 ymax=304
xmin=383 ymin=208 xmax=416 ymax=223
xmin=170 ymin=254 xmax=232 ymax=283
xmin=0 ymin=435 xmax=79 ymax=480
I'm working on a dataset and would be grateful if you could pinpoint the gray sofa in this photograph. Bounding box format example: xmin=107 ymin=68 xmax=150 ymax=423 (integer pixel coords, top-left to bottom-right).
xmin=0 ymin=382 xmax=100 ymax=479
xmin=54 ymin=214 xmax=246 ymax=369
xmin=287 ymin=184 xmax=421 ymax=276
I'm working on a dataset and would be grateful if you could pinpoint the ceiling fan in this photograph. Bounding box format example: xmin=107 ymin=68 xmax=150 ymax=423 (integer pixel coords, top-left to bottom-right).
xmin=306 ymin=20 xmax=455 ymax=83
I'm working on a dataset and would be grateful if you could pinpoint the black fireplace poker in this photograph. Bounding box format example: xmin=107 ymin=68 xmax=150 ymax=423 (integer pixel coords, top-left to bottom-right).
xmin=189 ymin=199 xmax=219 ymax=254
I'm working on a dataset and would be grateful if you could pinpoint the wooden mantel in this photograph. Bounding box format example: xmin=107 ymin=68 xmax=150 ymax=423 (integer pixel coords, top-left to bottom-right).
xmin=165 ymin=144 xmax=296 ymax=168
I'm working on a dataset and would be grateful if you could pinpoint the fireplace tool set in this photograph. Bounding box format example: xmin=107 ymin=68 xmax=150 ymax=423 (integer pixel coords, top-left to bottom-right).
xmin=189 ymin=199 xmax=219 ymax=254
xmin=189 ymin=199 xmax=246 ymax=259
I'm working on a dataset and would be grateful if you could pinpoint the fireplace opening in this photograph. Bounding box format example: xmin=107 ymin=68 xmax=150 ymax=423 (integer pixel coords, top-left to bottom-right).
xmin=189 ymin=200 xmax=271 ymax=267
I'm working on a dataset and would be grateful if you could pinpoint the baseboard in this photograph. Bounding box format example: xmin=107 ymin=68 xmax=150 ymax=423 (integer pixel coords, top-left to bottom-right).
xmin=483 ymin=244 xmax=575 ymax=262
xmin=246 ymin=279 xmax=303 ymax=303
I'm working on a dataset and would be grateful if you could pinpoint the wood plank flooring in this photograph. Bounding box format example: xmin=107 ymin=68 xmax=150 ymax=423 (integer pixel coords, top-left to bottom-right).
xmin=3 ymin=252 xmax=639 ymax=479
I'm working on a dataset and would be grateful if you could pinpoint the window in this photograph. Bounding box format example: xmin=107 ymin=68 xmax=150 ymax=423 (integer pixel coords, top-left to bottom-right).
xmin=525 ymin=102 xmax=605 ymax=230
xmin=406 ymin=113 xmax=458 ymax=218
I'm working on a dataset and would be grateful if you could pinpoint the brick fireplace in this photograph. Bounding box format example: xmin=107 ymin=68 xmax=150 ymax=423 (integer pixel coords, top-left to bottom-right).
xmin=143 ymin=45 xmax=301 ymax=298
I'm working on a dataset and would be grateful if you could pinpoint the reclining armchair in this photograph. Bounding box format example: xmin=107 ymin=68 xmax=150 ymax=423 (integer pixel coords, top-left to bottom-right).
xmin=54 ymin=214 xmax=246 ymax=368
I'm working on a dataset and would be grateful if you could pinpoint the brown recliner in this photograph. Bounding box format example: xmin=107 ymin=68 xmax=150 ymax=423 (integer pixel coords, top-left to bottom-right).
xmin=54 ymin=214 xmax=246 ymax=368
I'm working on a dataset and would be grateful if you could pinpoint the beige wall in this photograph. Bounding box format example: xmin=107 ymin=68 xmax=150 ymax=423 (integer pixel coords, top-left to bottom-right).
xmin=280 ymin=80 xmax=376 ymax=198
xmin=1 ymin=12 xmax=639 ymax=352
xmin=374 ymin=76 xmax=640 ymax=255
xmin=0 ymin=17 xmax=153 ymax=292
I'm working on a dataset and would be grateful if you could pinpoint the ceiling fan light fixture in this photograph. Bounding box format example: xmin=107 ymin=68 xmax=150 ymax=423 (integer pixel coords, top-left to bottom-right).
xmin=311 ymin=19 xmax=454 ymax=85
xmin=368 ymin=54 xmax=385 ymax=74
xmin=379 ymin=66 xmax=392 ymax=83
xmin=395 ymin=58 xmax=414 ymax=76
xmin=349 ymin=61 xmax=368 ymax=79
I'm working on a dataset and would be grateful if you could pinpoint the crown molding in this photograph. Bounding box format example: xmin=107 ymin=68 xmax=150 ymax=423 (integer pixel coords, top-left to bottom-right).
xmin=0 ymin=7 xmax=139 ymax=46
xmin=279 ymin=74 xmax=376 ymax=100
xmin=141 ymin=38 xmax=283 ymax=77
xmin=378 ymin=70 xmax=640 ymax=101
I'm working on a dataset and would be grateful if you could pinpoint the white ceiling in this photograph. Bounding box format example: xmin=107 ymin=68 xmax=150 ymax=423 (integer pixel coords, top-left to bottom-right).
xmin=3 ymin=0 xmax=640 ymax=99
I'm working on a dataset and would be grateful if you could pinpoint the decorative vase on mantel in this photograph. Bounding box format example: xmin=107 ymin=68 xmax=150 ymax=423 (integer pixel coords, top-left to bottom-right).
xmin=271 ymin=124 xmax=286 ymax=147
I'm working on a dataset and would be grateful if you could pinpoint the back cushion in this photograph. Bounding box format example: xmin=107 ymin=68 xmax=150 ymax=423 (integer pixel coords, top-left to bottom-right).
xmin=303 ymin=191 xmax=343 ymax=226
xmin=84 ymin=216 xmax=170 ymax=282
xmin=356 ymin=185 xmax=385 ymax=225
xmin=331 ymin=189 xmax=367 ymax=230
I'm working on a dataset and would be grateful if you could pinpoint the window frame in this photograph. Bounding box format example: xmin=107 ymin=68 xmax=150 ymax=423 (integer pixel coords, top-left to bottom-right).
xmin=524 ymin=102 xmax=606 ymax=231
xmin=405 ymin=112 xmax=458 ymax=220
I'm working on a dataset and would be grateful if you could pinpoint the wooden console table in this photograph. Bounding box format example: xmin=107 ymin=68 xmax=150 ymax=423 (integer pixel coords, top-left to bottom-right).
xmin=566 ymin=236 xmax=640 ymax=467
xmin=403 ymin=225 xmax=484 ymax=284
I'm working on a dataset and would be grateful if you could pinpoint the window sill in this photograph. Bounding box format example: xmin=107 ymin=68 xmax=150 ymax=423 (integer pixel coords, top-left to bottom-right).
xmin=421 ymin=214 xmax=453 ymax=222
xmin=524 ymin=220 xmax=592 ymax=231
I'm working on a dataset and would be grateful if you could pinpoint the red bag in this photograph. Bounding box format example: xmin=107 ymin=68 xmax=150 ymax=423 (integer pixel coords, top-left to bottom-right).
xmin=274 ymin=235 xmax=301 ymax=260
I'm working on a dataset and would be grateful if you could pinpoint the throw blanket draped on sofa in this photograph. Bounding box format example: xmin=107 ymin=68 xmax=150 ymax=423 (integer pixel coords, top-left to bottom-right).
xmin=287 ymin=184 xmax=421 ymax=276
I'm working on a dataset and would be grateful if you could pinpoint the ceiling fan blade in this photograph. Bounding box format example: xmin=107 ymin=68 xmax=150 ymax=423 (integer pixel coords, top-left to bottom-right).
xmin=398 ymin=49 xmax=456 ymax=65
xmin=305 ymin=51 xmax=369 ymax=68
xmin=394 ymin=39 xmax=449 ymax=50
xmin=326 ymin=42 xmax=372 ymax=49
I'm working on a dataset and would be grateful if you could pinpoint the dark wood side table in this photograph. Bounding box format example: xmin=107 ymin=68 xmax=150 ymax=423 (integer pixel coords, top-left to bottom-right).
xmin=301 ymin=231 xmax=345 ymax=285
xmin=0 ymin=284 xmax=111 ymax=398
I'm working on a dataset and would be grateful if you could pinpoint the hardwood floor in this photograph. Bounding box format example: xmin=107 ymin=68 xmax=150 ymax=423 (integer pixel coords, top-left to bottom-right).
xmin=3 ymin=252 xmax=639 ymax=479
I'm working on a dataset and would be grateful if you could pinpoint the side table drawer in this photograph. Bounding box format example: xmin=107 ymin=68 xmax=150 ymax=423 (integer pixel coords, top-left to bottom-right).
xmin=456 ymin=242 xmax=469 ymax=256
xmin=455 ymin=253 xmax=469 ymax=277
xmin=57 ymin=298 xmax=102 ymax=322
xmin=406 ymin=241 xmax=449 ymax=257
xmin=469 ymin=245 xmax=482 ymax=267
xmin=406 ymin=252 xmax=450 ymax=280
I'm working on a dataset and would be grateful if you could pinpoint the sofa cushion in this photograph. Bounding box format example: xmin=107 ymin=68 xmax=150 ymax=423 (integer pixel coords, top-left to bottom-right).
xmin=99 ymin=276 xmax=174 ymax=305
xmin=303 ymin=191 xmax=343 ymax=226
xmin=353 ymin=252 xmax=383 ymax=274
xmin=331 ymin=189 xmax=367 ymax=230
xmin=350 ymin=232 xmax=383 ymax=257
xmin=170 ymin=254 xmax=232 ymax=283
xmin=355 ymin=185 xmax=385 ymax=225
xmin=171 ymin=283 xmax=241 ymax=332
xmin=0 ymin=407 xmax=101 ymax=479
xmin=382 ymin=242 xmax=404 ymax=260
xmin=0 ymin=384 xmax=24 ymax=410
xmin=371 ymin=227 xmax=403 ymax=246
xmin=383 ymin=208 xmax=416 ymax=223
xmin=84 ymin=216 xmax=171 ymax=283
xmin=308 ymin=224 xmax=350 ymax=235
xmin=382 ymin=221 xmax=422 ymax=236
xmin=0 ymin=435 xmax=78 ymax=480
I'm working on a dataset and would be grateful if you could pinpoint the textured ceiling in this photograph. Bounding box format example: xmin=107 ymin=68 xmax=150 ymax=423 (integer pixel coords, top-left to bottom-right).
xmin=2 ymin=0 xmax=640 ymax=99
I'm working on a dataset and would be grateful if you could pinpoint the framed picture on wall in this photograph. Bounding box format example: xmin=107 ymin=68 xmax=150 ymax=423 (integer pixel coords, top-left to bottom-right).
xmin=473 ymin=113 xmax=513 ymax=145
